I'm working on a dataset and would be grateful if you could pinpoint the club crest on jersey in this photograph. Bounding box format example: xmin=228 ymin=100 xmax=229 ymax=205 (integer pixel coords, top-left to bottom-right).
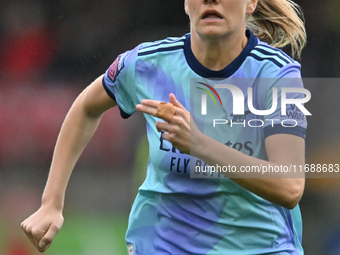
xmin=108 ymin=52 xmax=127 ymax=83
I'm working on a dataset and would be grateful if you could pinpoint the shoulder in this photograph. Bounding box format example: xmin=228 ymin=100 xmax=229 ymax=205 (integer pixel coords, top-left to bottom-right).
xmin=109 ymin=35 xmax=187 ymax=75
xmin=104 ymin=35 xmax=188 ymax=85
xmin=246 ymin=37 xmax=301 ymax=78
xmin=251 ymin=40 xmax=298 ymax=69
xmin=137 ymin=35 xmax=187 ymax=57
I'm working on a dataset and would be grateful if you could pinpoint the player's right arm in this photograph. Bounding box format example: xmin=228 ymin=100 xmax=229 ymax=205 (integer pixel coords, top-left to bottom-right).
xmin=21 ymin=74 xmax=117 ymax=253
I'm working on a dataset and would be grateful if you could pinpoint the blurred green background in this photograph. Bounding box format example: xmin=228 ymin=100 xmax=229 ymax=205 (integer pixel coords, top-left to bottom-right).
xmin=0 ymin=0 xmax=340 ymax=255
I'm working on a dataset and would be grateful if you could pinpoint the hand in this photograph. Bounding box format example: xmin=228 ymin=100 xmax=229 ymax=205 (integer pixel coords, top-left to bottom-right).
xmin=21 ymin=205 xmax=64 ymax=253
xmin=136 ymin=93 xmax=201 ymax=154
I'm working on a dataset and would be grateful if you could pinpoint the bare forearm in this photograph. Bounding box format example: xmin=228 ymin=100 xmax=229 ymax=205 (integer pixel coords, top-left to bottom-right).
xmin=192 ymin=134 xmax=305 ymax=209
xmin=21 ymin=75 xmax=115 ymax=253
xmin=42 ymin=90 xmax=103 ymax=209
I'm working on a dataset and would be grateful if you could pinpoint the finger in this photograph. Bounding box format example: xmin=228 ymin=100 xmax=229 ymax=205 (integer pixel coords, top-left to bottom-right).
xmin=21 ymin=219 xmax=43 ymax=249
xmin=156 ymin=121 xmax=171 ymax=132
xmin=136 ymin=104 xmax=158 ymax=116
xmin=161 ymin=131 xmax=172 ymax=142
xmin=169 ymin=93 xmax=187 ymax=112
xmin=140 ymin=99 xmax=162 ymax=108
xmin=173 ymin=108 xmax=188 ymax=119
xmin=39 ymin=224 xmax=60 ymax=252
xmin=21 ymin=221 xmax=35 ymax=248
xmin=31 ymin=228 xmax=46 ymax=250
xmin=154 ymin=102 xmax=176 ymax=123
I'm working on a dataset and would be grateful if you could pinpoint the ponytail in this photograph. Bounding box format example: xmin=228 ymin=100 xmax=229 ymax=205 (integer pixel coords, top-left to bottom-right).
xmin=247 ymin=0 xmax=306 ymax=59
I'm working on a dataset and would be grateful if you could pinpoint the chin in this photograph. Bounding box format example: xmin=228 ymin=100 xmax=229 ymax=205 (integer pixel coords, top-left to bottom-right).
xmin=197 ymin=29 xmax=229 ymax=40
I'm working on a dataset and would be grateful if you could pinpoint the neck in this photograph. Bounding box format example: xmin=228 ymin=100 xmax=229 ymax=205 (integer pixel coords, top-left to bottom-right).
xmin=190 ymin=30 xmax=248 ymax=71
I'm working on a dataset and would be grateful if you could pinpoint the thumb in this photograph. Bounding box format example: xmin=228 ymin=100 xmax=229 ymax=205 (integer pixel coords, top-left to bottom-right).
xmin=169 ymin=93 xmax=187 ymax=112
xmin=39 ymin=224 xmax=59 ymax=250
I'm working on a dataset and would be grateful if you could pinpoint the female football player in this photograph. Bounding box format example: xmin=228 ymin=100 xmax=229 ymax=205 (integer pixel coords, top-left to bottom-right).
xmin=22 ymin=0 xmax=307 ymax=254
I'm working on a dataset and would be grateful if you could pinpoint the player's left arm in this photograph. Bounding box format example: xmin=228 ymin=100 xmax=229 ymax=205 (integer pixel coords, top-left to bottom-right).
xmin=231 ymin=134 xmax=305 ymax=209
xmin=190 ymin=130 xmax=305 ymax=210
xmin=136 ymin=94 xmax=305 ymax=210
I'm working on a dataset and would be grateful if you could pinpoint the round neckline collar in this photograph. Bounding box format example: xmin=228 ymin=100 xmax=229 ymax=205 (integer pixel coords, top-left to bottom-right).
xmin=184 ymin=31 xmax=258 ymax=78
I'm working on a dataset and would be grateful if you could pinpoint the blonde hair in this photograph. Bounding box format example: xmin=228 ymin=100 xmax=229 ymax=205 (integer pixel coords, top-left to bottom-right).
xmin=247 ymin=0 xmax=306 ymax=59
